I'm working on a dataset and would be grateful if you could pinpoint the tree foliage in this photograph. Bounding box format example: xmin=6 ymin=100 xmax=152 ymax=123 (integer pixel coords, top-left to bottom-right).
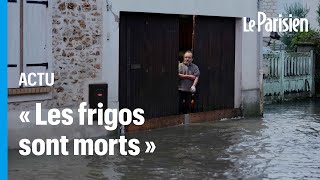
xmin=317 ymin=2 xmax=320 ymax=27
xmin=284 ymin=2 xmax=309 ymax=18
xmin=281 ymin=2 xmax=310 ymax=50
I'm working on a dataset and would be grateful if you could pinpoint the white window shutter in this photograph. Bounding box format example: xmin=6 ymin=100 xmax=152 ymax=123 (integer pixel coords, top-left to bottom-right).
xmin=8 ymin=0 xmax=20 ymax=88
xmin=23 ymin=0 xmax=48 ymax=87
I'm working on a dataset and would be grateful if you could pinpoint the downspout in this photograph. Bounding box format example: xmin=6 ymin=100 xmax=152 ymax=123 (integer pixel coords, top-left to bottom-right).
xmin=257 ymin=0 xmax=264 ymax=116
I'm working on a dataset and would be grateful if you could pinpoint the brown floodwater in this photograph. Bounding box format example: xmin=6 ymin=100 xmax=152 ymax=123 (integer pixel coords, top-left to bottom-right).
xmin=9 ymin=99 xmax=320 ymax=179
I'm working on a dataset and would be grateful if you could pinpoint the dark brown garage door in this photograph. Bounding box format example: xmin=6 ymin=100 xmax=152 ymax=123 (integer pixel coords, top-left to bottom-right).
xmin=193 ymin=16 xmax=235 ymax=111
xmin=119 ymin=13 xmax=235 ymax=119
xmin=119 ymin=12 xmax=180 ymax=119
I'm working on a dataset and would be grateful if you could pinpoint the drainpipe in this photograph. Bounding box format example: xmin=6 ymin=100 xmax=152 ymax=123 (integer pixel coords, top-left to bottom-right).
xmin=257 ymin=0 xmax=264 ymax=116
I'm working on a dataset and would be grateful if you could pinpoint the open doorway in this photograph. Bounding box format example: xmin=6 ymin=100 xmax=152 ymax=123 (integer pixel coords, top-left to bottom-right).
xmin=179 ymin=15 xmax=194 ymax=63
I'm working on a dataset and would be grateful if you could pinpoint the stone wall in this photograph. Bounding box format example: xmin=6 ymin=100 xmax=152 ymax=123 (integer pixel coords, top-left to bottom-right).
xmin=9 ymin=0 xmax=103 ymax=110
xmin=260 ymin=0 xmax=278 ymax=18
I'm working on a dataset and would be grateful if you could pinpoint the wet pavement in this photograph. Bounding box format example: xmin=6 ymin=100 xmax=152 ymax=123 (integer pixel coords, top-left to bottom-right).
xmin=9 ymin=99 xmax=320 ymax=179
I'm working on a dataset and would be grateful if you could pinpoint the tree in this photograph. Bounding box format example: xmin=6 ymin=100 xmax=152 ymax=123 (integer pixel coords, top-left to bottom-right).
xmin=317 ymin=2 xmax=320 ymax=26
xmin=281 ymin=2 xmax=310 ymax=50
xmin=284 ymin=2 xmax=309 ymax=18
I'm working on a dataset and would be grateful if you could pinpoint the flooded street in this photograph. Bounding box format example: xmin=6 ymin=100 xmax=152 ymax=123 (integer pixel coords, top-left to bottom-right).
xmin=9 ymin=99 xmax=320 ymax=179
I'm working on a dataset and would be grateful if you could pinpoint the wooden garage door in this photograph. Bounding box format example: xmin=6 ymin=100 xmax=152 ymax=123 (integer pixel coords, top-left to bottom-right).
xmin=119 ymin=12 xmax=180 ymax=119
xmin=193 ymin=16 xmax=235 ymax=111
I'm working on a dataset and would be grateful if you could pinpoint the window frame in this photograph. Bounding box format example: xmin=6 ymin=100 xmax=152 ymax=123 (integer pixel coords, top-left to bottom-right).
xmin=8 ymin=0 xmax=53 ymax=103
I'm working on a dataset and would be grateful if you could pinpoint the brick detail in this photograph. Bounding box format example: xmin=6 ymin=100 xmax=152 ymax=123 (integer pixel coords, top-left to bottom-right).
xmin=8 ymin=87 xmax=53 ymax=96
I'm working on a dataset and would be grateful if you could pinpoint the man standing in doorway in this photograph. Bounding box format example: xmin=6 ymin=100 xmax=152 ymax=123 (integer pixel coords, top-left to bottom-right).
xmin=178 ymin=50 xmax=200 ymax=114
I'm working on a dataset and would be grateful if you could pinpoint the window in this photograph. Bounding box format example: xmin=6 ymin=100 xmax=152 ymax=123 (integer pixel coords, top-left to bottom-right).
xmin=8 ymin=0 xmax=52 ymax=101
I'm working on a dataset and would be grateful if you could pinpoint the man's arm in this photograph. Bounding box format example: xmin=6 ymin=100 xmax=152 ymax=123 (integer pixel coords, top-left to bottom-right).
xmin=192 ymin=76 xmax=199 ymax=87
xmin=192 ymin=65 xmax=200 ymax=87
xmin=178 ymin=63 xmax=196 ymax=80
xmin=178 ymin=74 xmax=196 ymax=80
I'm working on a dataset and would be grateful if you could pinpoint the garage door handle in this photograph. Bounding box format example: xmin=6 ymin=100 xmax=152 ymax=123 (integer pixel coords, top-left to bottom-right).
xmin=130 ymin=64 xmax=141 ymax=70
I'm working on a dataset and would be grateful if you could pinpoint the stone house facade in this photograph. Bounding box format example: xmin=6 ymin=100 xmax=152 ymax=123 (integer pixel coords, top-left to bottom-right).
xmin=8 ymin=0 xmax=104 ymax=111
xmin=9 ymin=0 xmax=262 ymax=115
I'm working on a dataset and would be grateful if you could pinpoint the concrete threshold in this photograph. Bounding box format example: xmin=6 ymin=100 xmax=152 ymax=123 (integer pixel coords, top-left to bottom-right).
xmin=126 ymin=108 xmax=242 ymax=132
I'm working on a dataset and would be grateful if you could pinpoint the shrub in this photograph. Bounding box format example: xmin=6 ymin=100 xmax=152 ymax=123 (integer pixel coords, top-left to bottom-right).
xmin=280 ymin=2 xmax=310 ymax=50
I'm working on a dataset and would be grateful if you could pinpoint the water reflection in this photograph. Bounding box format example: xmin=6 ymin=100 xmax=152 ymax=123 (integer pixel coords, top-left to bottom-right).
xmin=9 ymin=99 xmax=320 ymax=179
